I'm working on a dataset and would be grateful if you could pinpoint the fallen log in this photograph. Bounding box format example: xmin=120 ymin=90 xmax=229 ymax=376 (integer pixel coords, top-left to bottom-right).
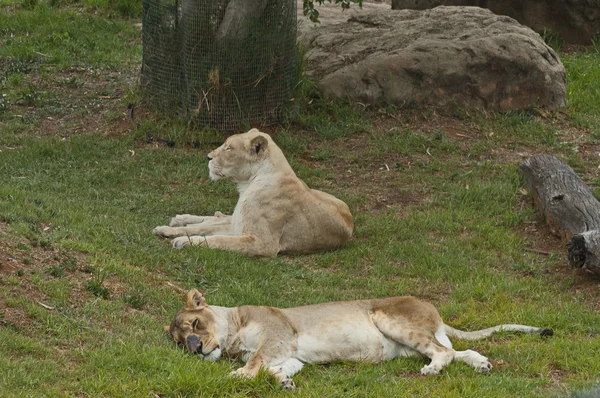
xmin=520 ymin=154 xmax=600 ymax=276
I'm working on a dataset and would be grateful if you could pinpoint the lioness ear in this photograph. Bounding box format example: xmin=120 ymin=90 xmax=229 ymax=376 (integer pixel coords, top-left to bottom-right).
xmin=250 ymin=135 xmax=268 ymax=156
xmin=185 ymin=289 xmax=207 ymax=310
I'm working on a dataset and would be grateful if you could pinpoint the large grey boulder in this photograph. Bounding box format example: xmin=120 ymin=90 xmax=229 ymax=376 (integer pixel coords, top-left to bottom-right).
xmin=298 ymin=5 xmax=567 ymax=111
xmin=391 ymin=0 xmax=600 ymax=45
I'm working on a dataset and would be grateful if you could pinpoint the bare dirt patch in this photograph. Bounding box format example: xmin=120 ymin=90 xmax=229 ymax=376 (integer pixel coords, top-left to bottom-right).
xmin=8 ymin=67 xmax=137 ymax=139
xmin=546 ymin=363 xmax=571 ymax=391
xmin=306 ymin=152 xmax=424 ymax=213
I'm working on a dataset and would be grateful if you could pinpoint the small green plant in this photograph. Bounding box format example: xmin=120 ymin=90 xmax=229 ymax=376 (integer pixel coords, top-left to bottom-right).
xmin=61 ymin=257 xmax=78 ymax=272
xmin=16 ymin=243 xmax=31 ymax=252
xmin=81 ymin=265 xmax=94 ymax=274
xmin=62 ymin=76 xmax=83 ymax=89
xmin=85 ymin=269 xmax=110 ymax=299
xmin=432 ymin=129 xmax=446 ymax=141
xmin=17 ymin=85 xmax=44 ymax=107
xmin=85 ymin=281 xmax=110 ymax=299
xmin=122 ymin=84 xmax=142 ymax=106
xmin=7 ymin=73 xmax=23 ymax=86
xmin=7 ymin=59 xmax=35 ymax=75
xmin=541 ymin=28 xmax=563 ymax=51
xmin=122 ymin=294 xmax=147 ymax=309
xmin=45 ymin=265 xmax=65 ymax=278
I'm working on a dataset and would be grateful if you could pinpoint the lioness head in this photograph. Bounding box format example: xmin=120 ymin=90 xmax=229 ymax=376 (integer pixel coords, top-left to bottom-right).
xmin=164 ymin=289 xmax=222 ymax=361
xmin=207 ymin=128 xmax=270 ymax=182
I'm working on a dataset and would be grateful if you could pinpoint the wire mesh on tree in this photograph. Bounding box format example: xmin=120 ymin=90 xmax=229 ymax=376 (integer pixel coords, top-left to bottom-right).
xmin=141 ymin=0 xmax=297 ymax=130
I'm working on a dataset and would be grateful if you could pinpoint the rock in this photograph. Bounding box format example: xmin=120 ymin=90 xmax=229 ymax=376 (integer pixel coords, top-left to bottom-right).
xmin=297 ymin=5 xmax=567 ymax=111
xmin=391 ymin=0 xmax=600 ymax=45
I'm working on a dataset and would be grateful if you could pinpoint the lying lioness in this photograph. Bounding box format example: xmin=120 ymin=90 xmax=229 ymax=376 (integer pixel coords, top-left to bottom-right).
xmin=153 ymin=129 xmax=353 ymax=257
xmin=166 ymin=290 xmax=552 ymax=391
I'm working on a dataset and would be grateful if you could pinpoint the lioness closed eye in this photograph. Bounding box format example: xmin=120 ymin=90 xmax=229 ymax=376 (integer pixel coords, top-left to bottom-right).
xmin=153 ymin=128 xmax=353 ymax=257
xmin=166 ymin=290 xmax=553 ymax=391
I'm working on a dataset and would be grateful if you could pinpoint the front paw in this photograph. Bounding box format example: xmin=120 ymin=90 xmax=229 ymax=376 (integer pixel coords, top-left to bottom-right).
xmin=169 ymin=214 xmax=195 ymax=227
xmin=171 ymin=236 xmax=205 ymax=248
xmin=172 ymin=236 xmax=192 ymax=248
xmin=230 ymin=367 xmax=254 ymax=379
xmin=153 ymin=225 xmax=175 ymax=237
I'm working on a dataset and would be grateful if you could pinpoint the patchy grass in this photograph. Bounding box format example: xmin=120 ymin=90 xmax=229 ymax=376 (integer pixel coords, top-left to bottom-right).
xmin=2 ymin=2 xmax=600 ymax=397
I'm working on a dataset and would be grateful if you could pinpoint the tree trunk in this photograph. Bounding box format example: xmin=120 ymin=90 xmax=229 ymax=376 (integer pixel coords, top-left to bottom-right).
xmin=216 ymin=0 xmax=269 ymax=42
xmin=520 ymin=154 xmax=600 ymax=275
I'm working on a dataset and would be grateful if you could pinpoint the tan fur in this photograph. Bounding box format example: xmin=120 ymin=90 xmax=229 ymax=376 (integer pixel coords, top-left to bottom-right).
xmin=153 ymin=128 xmax=354 ymax=257
xmin=166 ymin=290 xmax=551 ymax=390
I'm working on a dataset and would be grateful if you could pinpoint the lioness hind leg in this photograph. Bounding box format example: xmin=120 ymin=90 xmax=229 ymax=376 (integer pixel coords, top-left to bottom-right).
xmin=371 ymin=310 xmax=454 ymax=375
xmin=172 ymin=234 xmax=279 ymax=257
xmin=154 ymin=223 xmax=232 ymax=239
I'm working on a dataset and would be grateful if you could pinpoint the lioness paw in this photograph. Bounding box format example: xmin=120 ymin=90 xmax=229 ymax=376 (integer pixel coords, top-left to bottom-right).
xmin=280 ymin=379 xmax=295 ymax=391
xmin=169 ymin=214 xmax=199 ymax=227
xmin=230 ymin=367 xmax=254 ymax=379
xmin=169 ymin=215 xmax=189 ymax=227
xmin=474 ymin=359 xmax=492 ymax=373
xmin=171 ymin=236 xmax=205 ymax=249
xmin=420 ymin=364 xmax=440 ymax=376
xmin=462 ymin=350 xmax=492 ymax=373
xmin=172 ymin=236 xmax=191 ymax=248
xmin=153 ymin=226 xmax=180 ymax=237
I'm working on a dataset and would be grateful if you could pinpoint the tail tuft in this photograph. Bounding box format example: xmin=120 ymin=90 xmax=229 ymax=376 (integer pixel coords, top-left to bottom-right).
xmin=540 ymin=329 xmax=554 ymax=337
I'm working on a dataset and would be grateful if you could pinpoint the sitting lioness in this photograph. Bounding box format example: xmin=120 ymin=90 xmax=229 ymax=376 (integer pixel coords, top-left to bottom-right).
xmin=153 ymin=129 xmax=353 ymax=257
xmin=166 ymin=290 xmax=553 ymax=391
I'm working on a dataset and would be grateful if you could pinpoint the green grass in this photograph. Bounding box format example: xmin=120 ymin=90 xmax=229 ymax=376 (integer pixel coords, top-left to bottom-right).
xmin=2 ymin=2 xmax=600 ymax=397
xmin=0 ymin=3 xmax=140 ymax=69
xmin=563 ymin=46 xmax=600 ymax=138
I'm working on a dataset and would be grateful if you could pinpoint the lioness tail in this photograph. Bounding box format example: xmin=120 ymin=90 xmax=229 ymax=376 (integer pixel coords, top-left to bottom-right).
xmin=444 ymin=324 xmax=553 ymax=340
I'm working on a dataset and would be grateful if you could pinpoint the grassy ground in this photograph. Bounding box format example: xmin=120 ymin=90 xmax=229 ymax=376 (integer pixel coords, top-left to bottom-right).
xmin=2 ymin=1 xmax=600 ymax=397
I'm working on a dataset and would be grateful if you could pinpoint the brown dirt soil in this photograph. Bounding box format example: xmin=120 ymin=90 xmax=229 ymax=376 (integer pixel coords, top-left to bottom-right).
xmin=6 ymin=67 xmax=137 ymax=139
